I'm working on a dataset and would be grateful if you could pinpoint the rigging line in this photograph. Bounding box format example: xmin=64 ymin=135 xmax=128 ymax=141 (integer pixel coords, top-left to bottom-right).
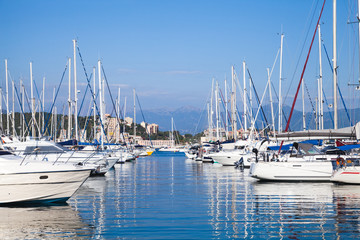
xmin=279 ymin=0 xmax=326 ymax=154
xmin=322 ymin=42 xmax=352 ymax=125
xmin=13 ymin=82 xmax=32 ymax=136
xmin=135 ymin=93 xmax=153 ymax=147
xmin=22 ymin=85 xmax=41 ymax=135
xmin=192 ymin=94 xmax=208 ymax=136
xmin=270 ymin=81 xmax=291 ymax=131
xmin=77 ymin=74 xmax=91 ymax=116
xmin=56 ymin=104 xmax=66 ymax=140
xmin=283 ymin=0 xmax=320 ymax=106
xmin=247 ymin=68 xmax=269 ymax=126
xmin=303 ymin=80 xmax=317 ymax=123
xmin=76 ymin=46 xmax=110 ymax=146
xmin=100 ymin=64 xmax=127 ymax=148
xmin=42 ymin=62 xmax=68 ymax=136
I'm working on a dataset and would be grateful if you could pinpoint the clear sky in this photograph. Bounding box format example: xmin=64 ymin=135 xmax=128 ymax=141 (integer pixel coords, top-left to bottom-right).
xmin=0 ymin=0 xmax=358 ymax=115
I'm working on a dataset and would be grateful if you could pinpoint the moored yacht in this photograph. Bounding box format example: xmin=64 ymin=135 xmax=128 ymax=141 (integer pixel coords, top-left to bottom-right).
xmin=0 ymin=151 xmax=91 ymax=204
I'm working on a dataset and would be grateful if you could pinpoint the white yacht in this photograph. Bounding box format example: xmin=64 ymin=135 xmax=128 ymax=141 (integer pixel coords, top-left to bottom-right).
xmin=0 ymin=151 xmax=91 ymax=204
xmin=249 ymin=142 xmax=346 ymax=181
xmin=2 ymin=139 xmax=117 ymax=175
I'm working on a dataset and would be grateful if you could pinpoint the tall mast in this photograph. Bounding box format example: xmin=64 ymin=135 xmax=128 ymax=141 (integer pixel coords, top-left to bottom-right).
xmin=302 ymin=78 xmax=306 ymax=131
xmin=116 ymin=87 xmax=120 ymax=143
xmin=42 ymin=76 xmax=45 ymax=132
xmin=133 ymin=88 xmax=136 ymax=141
xmin=21 ymin=82 xmax=25 ymax=139
xmin=231 ymin=65 xmax=237 ymax=140
xmin=210 ymin=78 xmax=214 ymax=140
xmin=318 ymin=24 xmax=324 ymax=130
xmin=11 ymin=80 xmax=14 ymax=136
xmin=30 ymin=61 xmax=35 ymax=137
xmin=333 ymin=0 xmax=338 ymax=129
xmin=267 ymin=68 xmax=275 ymax=136
xmin=224 ymin=78 xmax=228 ymax=140
xmin=243 ymin=61 xmax=247 ymax=133
xmin=19 ymin=80 xmax=22 ymax=138
xmin=249 ymin=71 xmax=253 ymax=132
xmin=93 ymin=67 xmax=96 ymax=142
xmin=358 ymin=0 xmax=360 ymax=85
xmin=278 ymin=33 xmax=284 ymax=132
xmin=68 ymin=57 xmax=72 ymax=139
xmin=123 ymin=96 xmax=127 ymax=135
xmin=98 ymin=60 xmax=104 ymax=149
xmin=73 ymin=39 xmax=79 ymax=140
xmin=5 ymin=59 xmax=9 ymax=135
xmin=207 ymin=103 xmax=210 ymax=141
xmin=215 ymin=81 xmax=220 ymax=141
xmin=171 ymin=117 xmax=174 ymax=147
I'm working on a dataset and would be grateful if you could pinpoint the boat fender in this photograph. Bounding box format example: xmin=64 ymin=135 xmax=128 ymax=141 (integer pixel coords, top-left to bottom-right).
xmin=336 ymin=157 xmax=345 ymax=168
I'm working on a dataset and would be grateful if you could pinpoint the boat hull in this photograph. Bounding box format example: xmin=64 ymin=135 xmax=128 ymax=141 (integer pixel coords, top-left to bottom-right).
xmin=250 ymin=161 xmax=333 ymax=181
xmin=331 ymin=167 xmax=360 ymax=184
xmin=0 ymin=169 xmax=90 ymax=204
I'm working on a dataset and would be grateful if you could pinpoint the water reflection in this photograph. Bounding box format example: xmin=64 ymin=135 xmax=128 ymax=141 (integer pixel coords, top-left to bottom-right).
xmin=0 ymin=204 xmax=91 ymax=239
xmin=38 ymin=156 xmax=360 ymax=239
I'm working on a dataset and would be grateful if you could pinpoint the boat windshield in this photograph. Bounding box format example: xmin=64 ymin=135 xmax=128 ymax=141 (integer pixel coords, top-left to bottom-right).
xmin=23 ymin=145 xmax=65 ymax=155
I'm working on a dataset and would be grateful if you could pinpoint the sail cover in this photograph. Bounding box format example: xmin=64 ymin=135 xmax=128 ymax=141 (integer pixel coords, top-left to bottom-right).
xmin=272 ymin=125 xmax=357 ymax=141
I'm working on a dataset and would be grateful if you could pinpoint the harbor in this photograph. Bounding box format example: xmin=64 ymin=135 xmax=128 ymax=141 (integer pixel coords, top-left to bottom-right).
xmin=3 ymin=0 xmax=360 ymax=238
xmin=1 ymin=152 xmax=359 ymax=239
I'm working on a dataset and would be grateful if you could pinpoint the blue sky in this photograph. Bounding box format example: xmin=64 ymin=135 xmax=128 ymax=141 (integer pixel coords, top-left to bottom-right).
xmin=0 ymin=0 xmax=358 ymax=116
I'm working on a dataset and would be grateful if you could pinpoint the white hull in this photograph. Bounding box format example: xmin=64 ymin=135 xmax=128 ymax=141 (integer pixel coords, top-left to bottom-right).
xmin=210 ymin=151 xmax=252 ymax=167
xmin=331 ymin=167 xmax=360 ymax=184
xmin=158 ymin=148 xmax=180 ymax=152
xmin=250 ymin=161 xmax=333 ymax=181
xmin=0 ymin=168 xmax=90 ymax=204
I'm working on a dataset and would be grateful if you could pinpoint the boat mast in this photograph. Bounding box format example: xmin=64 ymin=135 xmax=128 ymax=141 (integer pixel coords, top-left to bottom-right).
xmin=98 ymin=60 xmax=104 ymax=149
xmin=243 ymin=61 xmax=247 ymax=135
xmin=21 ymin=82 xmax=25 ymax=139
xmin=11 ymin=80 xmax=14 ymax=136
xmin=358 ymin=0 xmax=360 ymax=86
xmin=93 ymin=67 xmax=96 ymax=142
xmin=333 ymin=0 xmax=338 ymax=129
xmin=231 ymin=65 xmax=237 ymax=140
xmin=5 ymin=59 xmax=9 ymax=135
xmin=116 ymin=87 xmax=120 ymax=143
xmin=19 ymin=79 xmax=22 ymax=139
xmin=249 ymin=71 xmax=253 ymax=134
xmin=210 ymin=78 xmax=214 ymax=140
xmin=42 ymin=76 xmax=45 ymax=133
xmin=30 ymin=61 xmax=35 ymax=137
xmin=318 ymin=24 xmax=324 ymax=130
xmin=224 ymin=78 xmax=228 ymax=140
xmin=302 ymin=78 xmax=306 ymax=130
xmin=73 ymin=39 xmax=79 ymax=140
xmin=215 ymin=81 xmax=220 ymax=141
xmin=278 ymin=33 xmax=284 ymax=132
xmin=133 ymin=88 xmax=136 ymax=143
xmin=68 ymin=58 xmax=72 ymax=139
xmin=267 ymin=68 xmax=275 ymax=137
xmin=123 ymin=96 xmax=127 ymax=136
xmin=171 ymin=117 xmax=174 ymax=147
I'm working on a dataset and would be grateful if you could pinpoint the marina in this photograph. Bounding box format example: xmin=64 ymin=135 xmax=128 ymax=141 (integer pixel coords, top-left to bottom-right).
xmin=0 ymin=153 xmax=359 ymax=239
xmin=3 ymin=0 xmax=360 ymax=238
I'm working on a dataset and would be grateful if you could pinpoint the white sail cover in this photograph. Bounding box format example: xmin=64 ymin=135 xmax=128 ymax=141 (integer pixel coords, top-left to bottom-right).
xmin=272 ymin=125 xmax=358 ymax=141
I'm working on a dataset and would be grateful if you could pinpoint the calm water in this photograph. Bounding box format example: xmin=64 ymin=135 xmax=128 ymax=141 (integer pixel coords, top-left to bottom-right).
xmin=1 ymin=152 xmax=360 ymax=239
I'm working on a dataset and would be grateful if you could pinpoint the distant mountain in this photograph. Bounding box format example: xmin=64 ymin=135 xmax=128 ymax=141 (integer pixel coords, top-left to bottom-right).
xmin=139 ymin=105 xmax=359 ymax=135
xmin=140 ymin=106 xmax=205 ymax=134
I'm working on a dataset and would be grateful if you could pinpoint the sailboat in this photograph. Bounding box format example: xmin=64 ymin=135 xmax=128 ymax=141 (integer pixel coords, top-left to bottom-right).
xmin=158 ymin=117 xmax=180 ymax=152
